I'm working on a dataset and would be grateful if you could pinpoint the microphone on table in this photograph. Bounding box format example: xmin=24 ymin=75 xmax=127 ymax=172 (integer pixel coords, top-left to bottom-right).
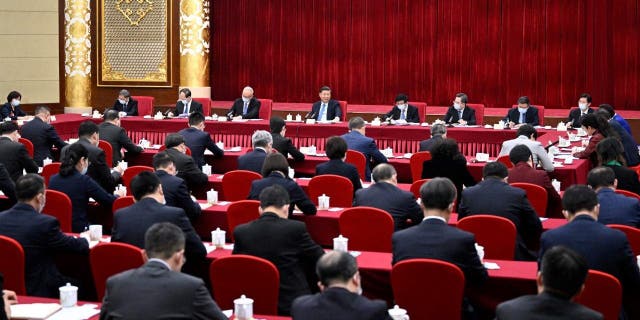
xmin=305 ymin=111 xmax=316 ymax=120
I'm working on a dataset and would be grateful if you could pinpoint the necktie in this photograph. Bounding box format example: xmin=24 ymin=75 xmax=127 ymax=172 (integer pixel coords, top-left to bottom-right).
xmin=400 ymin=109 xmax=406 ymax=120
xmin=318 ymin=103 xmax=327 ymax=121
xmin=243 ymin=101 xmax=248 ymax=115
xmin=519 ymin=112 xmax=525 ymax=124
xmin=458 ymin=110 xmax=463 ymax=120
xmin=185 ymin=103 xmax=190 ymax=114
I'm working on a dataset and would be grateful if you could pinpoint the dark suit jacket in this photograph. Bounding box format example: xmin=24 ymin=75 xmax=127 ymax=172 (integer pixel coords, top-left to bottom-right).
xmin=162 ymin=148 xmax=208 ymax=193
xmin=605 ymin=164 xmax=640 ymax=195
xmin=392 ymin=218 xmax=488 ymax=286
xmin=608 ymin=119 xmax=640 ymax=167
xmin=503 ymin=106 xmax=540 ymax=126
xmin=100 ymin=261 xmax=227 ymax=320
xmin=156 ymin=170 xmax=201 ymax=221
xmin=291 ymin=287 xmax=391 ymax=320
xmin=566 ymin=107 xmax=594 ymax=128
xmin=596 ymin=188 xmax=640 ymax=228
xmin=248 ymin=172 xmax=316 ymax=215
xmin=458 ymin=178 xmax=542 ymax=261
xmin=540 ymin=215 xmax=640 ymax=293
xmin=0 ymin=164 xmax=15 ymax=204
xmin=508 ymin=162 xmax=563 ymax=218
xmin=341 ymin=131 xmax=387 ymax=180
xmin=418 ymin=135 xmax=443 ymax=152
xmin=385 ymin=104 xmax=420 ymax=123
xmin=229 ymin=98 xmax=261 ymax=119
xmin=354 ymin=182 xmax=422 ymax=231
xmin=422 ymin=156 xmax=476 ymax=203
xmin=0 ymin=102 xmax=26 ymax=120
xmin=574 ymin=131 xmax=604 ymax=166
xmin=443 ymin=106 xmax=477 ymax=125
xmin=49 ymin=171 xmax=116 ymax=232
xmin=315 ymin=159 xmax=362 ymax=192
xmin=111 ymin=98 xmax=138 ymax=116
xmin=237 ymin=148 xmax=268 ymax=174
xmin=0 ymin=136 xmax=38 ymax=182
xmin=310 ymin=100 xmax=342 ymax=121
xmin=233 ymin=212 xmax=324 ymax=315
xmin=272 ymin=133 xmax=305 ymax=162
xmin=0 ymin=203 xmax=89 ymax=297
xmin=174 ymin=100 xmax=203 ymax=115
xmin=61 ymin=138 xmax=121 ymax=193
xmin=496 ymin=291 xmax=603 ymax=320
xmin=98 ymin=122 xmax=143 ymax=166
xmin=20 ymin=117 xmax=67 ymax=165
xmin=178 ymin=127 xmax=223 ymax=168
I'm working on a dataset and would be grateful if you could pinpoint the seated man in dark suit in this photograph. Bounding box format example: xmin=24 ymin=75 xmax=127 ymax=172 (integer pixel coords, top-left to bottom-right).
xmin=566 ymin=93 xmax=594 ymax=128
xmin=600 ymin=103 xmax=632 ymax=135
xmin=341 ymin=117 xmax=387 ymax=181
xmin=179 ymin=112 xmax=223 ymax=169
xmin=596 ymin=137 xmax=640 ymax=195
xmin=0 ymin=91 xmax=26 ymax=120
xmin=110 ymin=89 xmax=138 ymax=116
xmin=291 ymin=251 xmax=391 ymax=320
xmin=355 ymin=164 xmax=422 ymax=231
xmin=503 ymin=96 xmax=540 ymax=128
xmin=442 ymin=92 xmax=477 ymax=125
xmin=271 ymin=116 xmax=304 ymax=162
xmin=587 ymin=166 xmax=640 ymax=228
xmin=496 ymin=246 xmax=603 ymax=320
xmin=61 ymin=121 xmax=123 ymax=193
xmin=458 ymin=162 xmax=542 ymax=261
xmin=234 ymin=185 xmax=324 ymax=315
xmin=316 ymin=136 xmax=362 ymax=192
xmin=309 ymin=86 xmax=342 ymax=121
xmin=101 ymin=222 xmax=227 ymax=320
xmin=111 ymin=171 xmax=206 ymax=274
xmin=597 ymin=109 xmax=640 ymax=167
xmin=0 ymin=122 xmax=38 ymax=182
xmin=228 ymin=86 xmax=261 ymax=119
xmin=238 ymin=130 xmax=272 ymax=174
xmin=19 ymin=105 xmax=67 ymax=166
xmin=99 ymin=110 xmax=143 ymax=166
xmin=153 ymin=153 xmax=201 ymax=221
xmin=162 ymin=133 xmax=208 ymax=193
xmin=418 ymin=123 xmax=446 ymax=152
xmin=169 ymin=88 xmax=203 ymax=117
xmin=0 ymin=174 xmax=89 ymax=298
xmin=384 ymin=93 xmax=420 ymax=123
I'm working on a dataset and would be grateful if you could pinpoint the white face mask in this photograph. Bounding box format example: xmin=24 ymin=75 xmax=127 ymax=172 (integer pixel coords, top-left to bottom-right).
xmin=518 ymin=107 xmax=528 ymax=113
xmin=453 ymin=103 xmax=462 ymax=110
xmin=118 ymin=99 xmax=127 ymax=105
xmin=578 ymin=103 xmax=588 ymax=111
xmin=182 ymin=99 xmax=189 ymax=105
xmin=397 ymin=104 xmax=407 ymax=111
xmin=242 ymin=97 xmax=250 ymax=103
xmin=11 ymin=99 xmax=20 ymax=107
xmin=81 ymin=165 xmax=88 ymax=175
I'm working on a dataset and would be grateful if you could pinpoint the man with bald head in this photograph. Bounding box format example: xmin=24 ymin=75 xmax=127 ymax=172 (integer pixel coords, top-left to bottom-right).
xmin=229 ymin=86 xmax=261 ymax=119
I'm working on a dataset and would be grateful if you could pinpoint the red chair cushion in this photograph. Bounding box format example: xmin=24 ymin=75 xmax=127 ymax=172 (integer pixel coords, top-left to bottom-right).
xmin=0 ymin=235 xmax=26 ymax=294
xmin=226 ymin=200 xmax=260 ymax=241
xmin=42 ymin=189 xmax=72 ymax=233
xmin=510 ymin=182 xmax=548 ymax=217
xmin=258 ymin=99 xmax=273 ymax=120
xmin=607 ymin=224 xmax=640 ymax=256
xmin=410 ymin=151 xmax=432 ymax=182
xmin=121 ymin=166 xmax=154 ymax=195
xmin=112 ymin=196 xmax=135 ymax=214
xmin=308 ymin=175 xmax=354 ymax=207
xmin=98 ymin=140 xmax=114 ymax=167
xmin=131 ymin=96 xmax=154 ymax=116
xmin=467 ymin=103 xmax=485 ymax=125
xmin=575 ymin=270 xmax=621 ymax=320
xmin=221 ymin=170 xmax=262 ymax=201
xmin=345 ymin=150 xmax=366 ymax=181
xmin=42 ymin=162 xmax=61 ymax=187
xmin=19 ymin=138 xmax=34 ymax=158
xmin=339 ymin=207 xmax=394 ymax=252
xmin=90 ymin=242 xmax=145 ymax=301
xmin=457 ymin=215 xmax=517 ymax=260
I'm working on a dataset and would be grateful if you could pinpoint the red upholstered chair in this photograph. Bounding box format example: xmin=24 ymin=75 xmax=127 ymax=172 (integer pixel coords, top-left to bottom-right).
xmin=226 ymin=200 xmax=260 ymax=242
xmin=510 ymin=182 xmax=548 ymax=217
xmin=209 ymin=255 xmax=279 ymax=314
xmin=576 ymin=270 xmax=622 ymax=320
xmin=157 ymin=144 xmax=191 ymax=155
xmin=607 ymin=224 xmax=640 ymax=256
xmin=98 ymin=140 xmax=114 ymax=167
xmin=42 ymin=189 xmax=72 ymax=233
xmin=410 ymin=179 xmax=430 ymax=199
xmin=457 ymin=215 xmax=517 ymax=260
xmin=630 ymin=164 xmax=640 ymax=179
xmin=90 ymin=242 xmax=145 ymax=301
xmin=122 ymin=166 xmax=154 ymax=195
xmin=112 ymin=196 xmax=135 ymax=214
xmin=496 ymin=154 xmax=513 ymax=168
xmin=412 ymin=102 xmax=427 ymax=123
xmin=345 ymin=150 xmax=366 ymax=181
xmin=410 ymin=151 xmax=432 ymax=182
xmin=0 ymin=235 xmax=26 ymax=294
xmin=614 ymin=189 xmax=640 ymax=200
xmin=308 ymin=175 xmax=354 ymax=207
xmin=467 ymin=103 xmax=485 ymax=125
xmin=338 ymin=207 xmax=394 ymax=252
xmin=192 ymin=97 xmax=211 ymax=116
xmin=392 ymin=259 xmax=465 ymax=320
xmin=42 ymin=162 xmax=61 ymax=187
xmin=222 ymin=170 xmax=262 ymax=201
xmin=338 ymin=101 xmax=348 ymax=120
xmin=131 ymin=95 xmax=154 ymax=116
xmin=511 ymin=104 xmax=545 ymax=125
xmin=18 ymin=137 xmax=34 ymax=158
xmin=258 ymin=99 xmax=273 ymax=120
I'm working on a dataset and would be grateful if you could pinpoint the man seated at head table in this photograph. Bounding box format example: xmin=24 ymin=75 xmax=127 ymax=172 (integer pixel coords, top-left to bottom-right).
xmin=110 ymin=89 xmax=138 ymax=116
xmin=587 ymin=166 xmax=640 ymax=228
xmin=179 ymin=112 xmax=224 ymax=169
xmin=566 ymin=93 xmax=594 ymax=128
xmin=498 ymin=124 xmax=554 ymax=172
xmin=168 ymin=88 xmax=203 ymax=118
xmin=291 ymin=251 xmax=392 ymax=320
xmin=161 ymin=133 xmax=208 ymax=193
xmin=309 ymin=86 xmax=342 ymax=121
xmin=153 ymin=152 xmax=201 ymax=222
xmin=237 ymin=129 xmax=272 ymax=174
xmin=99 ymin=110 xmax=143 ymax=166
xmin=19 ymin=105 xmax=67 ymax=166
xmin=418 ymin=123 xmax=446 ymax=152
xmin=315 ymin=136 xmax=362 ymax=192
xmin=341 ymin=117 xmax=387 ymax=181
xmin=503 ymin=96 xmax=540 ymax=128
xmin=442 ymin=92 xmax=477 ymax=125
xmin=495 ymin=246 xmax=603 ymax=320
xmin=228 ymin=86 xmax=261 ymax=119
xmin=101 ymin=222 xmax=228 ymax=320
xmin=271 ymin=116 xmax=305 ymax=162
xmin=384 ymin=93 xmax=420 ymax=123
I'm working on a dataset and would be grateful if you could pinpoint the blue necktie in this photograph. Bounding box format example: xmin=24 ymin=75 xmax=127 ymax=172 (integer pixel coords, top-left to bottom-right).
xmin=519 ymin=112 xmax=525 ymax=124
xmin=400 ymin=109 xmax=406 ymax=120
xmin=458 ymin=110 xmax=463 ymax=120
xmin=243 ymin=101 xmax=248 ymax=115
xmin=318 ymin=103 xmax=327 ymax=121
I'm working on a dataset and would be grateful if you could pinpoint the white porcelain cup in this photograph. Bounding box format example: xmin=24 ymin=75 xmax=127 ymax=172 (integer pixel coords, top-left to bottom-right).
xmin=118 ymin=111 xmax=127 ymax=118
xmin=202 ymin=164 xmax=212 ymax=176
xmin=234 ymin=295 xmax=254 ymax=320
xmin=207 ymin=189 xmax=218 ymax=204
xmin=552 ymin=179 xmax=561 ymax=193
xmin=288 ymin=167 xmax=295 ymax=179
xmin=564 ymin=157 xmax=574 ymax=165
xmin=89 ymin=225 xmax=102 ymax=241
xmin=119 ymin=161 xmax=128 ymax=170
xmin=211 ymin=228 xmax=226 ymax=248
xmin=333 ymin=235 xmax=349 ymax=252
xmin=59 ymin=283 xmax=78 ymax=308
xmin=388 ymin=305 xmax=409 ymax=320
xmin=318 ymin=194 xmax=330 ymax=209
xmin=43 ymin=158 xmax=53 ymax=166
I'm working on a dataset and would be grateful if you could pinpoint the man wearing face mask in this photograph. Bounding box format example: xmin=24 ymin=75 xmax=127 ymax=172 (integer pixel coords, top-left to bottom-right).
xmin=504 ymin=96 xmax=540 ymax=128
xmin=0 ymin=121 xmax=38 ymax=182
xmin=169 ymin=88 xmax=203 ymax=117
xmin=566 ymin=93 xmax=594 ymax=128
xmin=0 ymin=174 xmax=90 ymax=297
xmin=384 ymin=93 xmax=420 ymax=123
xmin=110 ymin=89 xmax=138 ymax=116
xmin=153 ymin=153 xmax=201 ymax=222
xmin=442 ymin=92 xmax=477 ymax=125
xmin=228 ymin=86 xmax=261 ymax=119
xmin=0 ymin=91 xmax=27 ymax=120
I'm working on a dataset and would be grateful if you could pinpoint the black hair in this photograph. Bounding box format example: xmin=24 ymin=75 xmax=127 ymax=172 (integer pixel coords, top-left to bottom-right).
xmin=596 ymin=137 xmax=626 ymax=166
xmin=561 ymin=185 xmax=598 ymax=215
xmin=483 ymin=162 xmax=508 ymax=179
xmin=587 ymin=166 xmax=616 ymax=190
xmin=144 ymin=222 xmax=185 ymax=260
xmin=131 ymin=171 xmax=161 ymax=201
xmin=580 ymin=113 xmax=617 ymax=138
xmin=395 ymin=93 xmax=409 ymax=103
xmin=261 ymin=153 xmax=288 ymax=177
xmin=179 ymin=88 xmax=192 ymax=98
xmin=420 ymin=177 xmax=457 ymax=210
xmin=15 ymin=174 xmax=44 ymax=202
xmin=319 ymin=86 xmax=331 ymax=93
xmin=348 ymin=117 xmax=365 ymax=130
xmin=516 ymin=124 xmax=538 ymax=139
xmin=188 ymin=112 xmax=205 ymax=127
xmin=509 ymin=144 xmax=533 ymax=165
xmin=165 ymin=133 xmax=185 ymax=149
xmin=371 ymin=164 xmax=396 ymax=183
xmin=579 ymin=93 xmax=592 ymax=103
xmin=325 ymin=136 xmax=347 ymax=160
xmin=6 ymin=91 xmax=21 ymax=102
xmin=455 ymin=92 xmax=468 ymax=104
xmin=431 ymin=138 xmax=462 ymax=161
xmin=598 ymin=104 xmax=615 ymax=117
xmin=517 ymin=96 xmax=530 ymax=105
xmin=316 ymin=251 xmax=358 ymax=287
xmin=104 ymin=109 xmax=120 ymax=122
xmin=152 ymin=152 xmax=174 ymax=170
xmin=0 ymin=121 xmax=19 ymax=135
xmin=270 ymin=116 xmax=285 ymax=134
xmin=60 ymin=143 xmax=88 ymax=177
xmin=540 ymin=246 xmax=589 ymax=299
xmin=259 ymin=184 xmax=290 ymax=209
xmin=78 ymin=121 xmax=99 ymax=138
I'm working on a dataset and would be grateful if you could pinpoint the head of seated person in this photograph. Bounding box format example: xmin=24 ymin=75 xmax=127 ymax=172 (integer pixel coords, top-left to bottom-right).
xmin=270 ymin=116 xmax=286 ymax=135
xmin=0 ymin=121 xmax=20 ymax=142
xmin=431 ymin=138 xmax=462 ymax=161
xmin=165 ymin=133 xmax=187 ymax=154
xmin=316 ymin=251 xmax=362 ymax=294
xmin=325 ymin=136 xmax=347 ymax=161
xmin=595 ymin=137 xmax=626 ymax=166
xmin=516 ymin=124 xmax=537 ymax=140
xmin=420 ymin=177 xmax=457 ymax=219
xmin=104 ymin=110 xmax=121 ymax=126
xmin=538 ymin=245 xmax=589 ymax=300
xmin=144 ymin=222 xmax=186 ymax=272
xmin=15 ymin=174 xmax=46 ymax=212
xmin=371 ymin=163 xmax=397 ymax=186
xmin=259 ymin=184 xmax=290 ymax=218
xmin=561 ymin=185 xmax=598 ymax=220
xmin=430 ymin=123 xmax=447 ymax=138
xmin=261 ymin=153 xmax=289 ymax=178
xmin=153 ymin=152 xmax=176 ymax=176
xmin=509 ymin=144 xmax=534 ymax=167
xmin=131 ymin=171 xmax=165 ymax=203
xmin=347 ymin=117 xmax=366 ymax=135
xmin=59 ymin=143 xmax=89 ymax=177
xmin=188 ymin=112 xmax=206 ymax=130
xmin=251 ymin=130 xmax=273 ymax=151
xmin=483 ymin=162 xmax=509 ymax=182
xmin=587 ymin=166 xmax=616 ymax=191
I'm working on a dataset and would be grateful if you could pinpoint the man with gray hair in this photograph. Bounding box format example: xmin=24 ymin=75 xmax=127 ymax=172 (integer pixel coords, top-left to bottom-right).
xmin=419 ymin=123 xmax=447 ymax=152
xmin=238 ymin=130 xmax=273 ymax=174
xmin=111 ymin=89 xmax=138 ymax=116
xmin=228 ymin=86 xmax=261 ymax=119
xmin=341 ymin=117 xmax=387 ymax=180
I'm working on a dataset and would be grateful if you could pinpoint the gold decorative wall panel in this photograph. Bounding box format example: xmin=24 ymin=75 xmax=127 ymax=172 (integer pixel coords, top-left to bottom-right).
xmin=97 ymin=0 xmax=172 ymax=87
xmin=179 ymin=0 xmax=210 ymax=87
xmin=64 ymin=0 xmax=92 ymax=107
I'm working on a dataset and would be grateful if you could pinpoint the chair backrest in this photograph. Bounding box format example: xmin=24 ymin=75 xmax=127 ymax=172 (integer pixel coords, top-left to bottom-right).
xmin=90 ymin=242 xmax=145 ymax=301
xmin=392 ymin=259 xmax=465 ymax=320
xmin=192 ymin=98 xmax=211 ymax=116
xmin=121 ymin=166 xmax=154 ymax=195
xmin=467 ymin=103 xmax=485 ymax=125
xmin=575 ymin=270 xmax=622 ymax=320
xmin=131 ymin=95 xmax=154 ymax=116
xmin=614 ymin=189 xmax=640 ymax=200
xmin=338 ymin=100 xmax=348 ymax=120
xmin=308 ymin=175 xmax=354 ymax=207
xmin=496 ymin=154 xmax=514 ymax=168
xmin=158 ymin=144 xmax=192 ymax=155
xmin=339 ymin=207 xmax=394 ymax=252
xmin=412 ymin=102 xmax=427 ymax=123
xmin=607 ymin=224 xmax=640 ymax=256
xmin=222 ymin=170 xmax=262 ymax=201
xmin=410 ymin=179 xmax=430 ymax=199
xmin=98 ymin=140 xmax=114 ymax=168
xmin=258 ymin=98 xmax=273 ymax=120
xmin=457 ymin=215 xmax=517 ymax=260
xmin=345 ymin=150 xmax=366 ymax=181
xmin=410 ymin=151 xmax=432 ymax=182
xmin=210 ymin=254 xmax=279 ymax=314
xmin=42 ymin=162 xmax=61 ymax=187
xmin=18 ymin=137 xmax=34 ymax=158
xmin=510 ymin=182 xmax=548 ymax=217
xmin=511 ymin=104 xmax=545 ymax=125
xmin=112 ymin=196 xmax=136 ymax=214
xmin=42 ymin=189 xmax=72 ymax=233
xmin=0 ymin=235 xmax=26 ymax=294
xmin=226 ymin=200 xmax=261 ymax=242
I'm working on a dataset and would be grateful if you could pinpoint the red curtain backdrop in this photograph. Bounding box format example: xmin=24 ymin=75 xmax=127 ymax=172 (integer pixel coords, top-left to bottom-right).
xmin=211 ymin=0 xmax=640 ymax=109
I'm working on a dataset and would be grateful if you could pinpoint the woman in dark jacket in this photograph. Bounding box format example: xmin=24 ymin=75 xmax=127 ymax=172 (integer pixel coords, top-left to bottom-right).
xmin=422 ymin=138 xmax=476 ymax=203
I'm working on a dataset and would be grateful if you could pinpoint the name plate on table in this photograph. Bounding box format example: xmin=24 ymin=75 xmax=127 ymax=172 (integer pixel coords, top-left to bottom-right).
xmin=306 ymin=119 xmax=316 ymax=124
